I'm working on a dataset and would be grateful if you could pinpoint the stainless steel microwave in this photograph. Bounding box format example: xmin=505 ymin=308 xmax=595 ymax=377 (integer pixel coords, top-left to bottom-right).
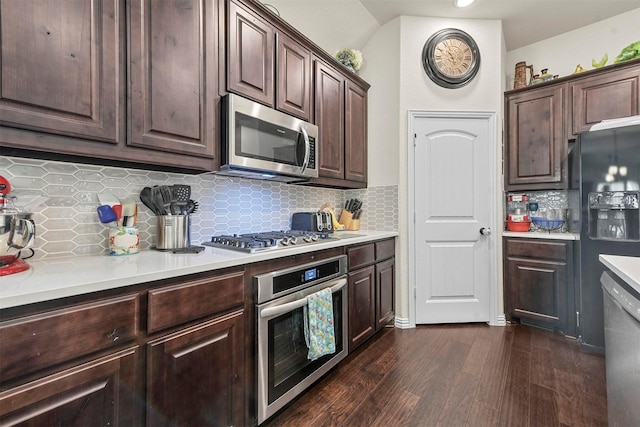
xmin=217 ymin=94 xmax=318 ymax=183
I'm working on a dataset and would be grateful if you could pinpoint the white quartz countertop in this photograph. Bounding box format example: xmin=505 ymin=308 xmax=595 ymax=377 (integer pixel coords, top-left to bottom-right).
xmin=502 ymin=231 xmax=579 ymax=240
xmin=599 ymin=254 xmax=640 ymax=295
xmin=0 ymin=230 xmax=397 ymax=310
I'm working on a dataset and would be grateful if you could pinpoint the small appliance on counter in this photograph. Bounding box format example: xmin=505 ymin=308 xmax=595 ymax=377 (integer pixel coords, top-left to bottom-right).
xmin=505 ymin=194 xmax=531 ymax=231
xmin=0 ymin=176 xmax=37 ymax=276
xmin=291 ymin=212 xmax=333 ymax=233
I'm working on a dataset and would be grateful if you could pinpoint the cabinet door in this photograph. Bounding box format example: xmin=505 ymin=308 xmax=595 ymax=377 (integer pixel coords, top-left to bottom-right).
xmin=128 ymin=0 xmax=217 ymax=158
xmin=569 ymin=67 xmax=640 ymax=137
xmin=375 ymin=258 xmax=395 ymax=330
xmin=0 ymin=346 xmax=139 ymax=426
xmin=348 ymin=266 xmax=375 ymax=352
xmin=276 ymin=32 xmax=312 ymax=121
xmin=227 ymin=0 xmax=274 ymax=106
xmin=505 ymin=257 xmax=568 ymax=331
xmin=315 ymin=60 xmax=345 ymax=179
xmin=506 ymin=85 xmax=566 ymax=190
xmin=0 ymin=0 xmax=123 ymax=143
xmin=345 ymin=81 xmax=368 ymax=183
xmin=147 ymin=310 xmax=244 ymax=427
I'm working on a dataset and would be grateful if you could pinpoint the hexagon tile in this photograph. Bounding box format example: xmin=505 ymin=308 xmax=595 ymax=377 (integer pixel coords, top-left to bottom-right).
xmin=1 ymin=156 xmax=399 ymax=260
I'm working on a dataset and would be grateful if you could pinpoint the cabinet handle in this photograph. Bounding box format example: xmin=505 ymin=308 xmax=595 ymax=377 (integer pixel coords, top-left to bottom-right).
xmin=106 ymin=328 xmax=121 ymax=342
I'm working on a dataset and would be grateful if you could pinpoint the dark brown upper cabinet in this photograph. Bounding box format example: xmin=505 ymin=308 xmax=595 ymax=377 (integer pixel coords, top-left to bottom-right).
xmin=314 ymin=59 xmax=346 ymax=180
xmin=345 ymin=81 xmax=368 ymax=183
xmin=505 ymin=84 xmax=566 ymax=191
xmin=276 ymin=32 xmax=313 ymax=121
xmin=504 ymin=58 xmax=640 ymax=191
xmin=0 ymin=0 xmax=124 ymax=144
xmin=128 ymin=0 xmax=218 ymax=159
xmin=568 ymin=67 xmax=640 ymax=139
xmin=227 ymin=0 xmax=275 ymax=106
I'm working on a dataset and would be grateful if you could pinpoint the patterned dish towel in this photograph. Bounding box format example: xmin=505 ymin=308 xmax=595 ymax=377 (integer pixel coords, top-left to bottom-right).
xmin=304 ymin=288 xmax=336 ymax=361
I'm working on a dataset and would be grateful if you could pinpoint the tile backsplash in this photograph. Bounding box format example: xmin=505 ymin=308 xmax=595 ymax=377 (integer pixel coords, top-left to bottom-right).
xmin=1 ymin=156 xmax=398 ymax=260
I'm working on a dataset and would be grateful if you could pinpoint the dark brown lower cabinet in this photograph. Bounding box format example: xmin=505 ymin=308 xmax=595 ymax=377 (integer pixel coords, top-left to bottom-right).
xmin=0 ymin=346 xmax=139 ymax=426
xmin=348 ymin=265 xmax=376 ymax=351
xmin=147 ymin=310 xmax=245 ymax=427
xmin=348 ymin=238 xmax=396 ymax=352
xmin=0 ymin=268 xmax=246 ymax=427
xmin=503 ymin=237 xmax=575 ymax=336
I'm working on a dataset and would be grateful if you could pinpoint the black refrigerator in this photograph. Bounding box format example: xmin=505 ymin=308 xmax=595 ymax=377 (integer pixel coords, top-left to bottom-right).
xmin=576 ymin=122 xmax=640 ymax=351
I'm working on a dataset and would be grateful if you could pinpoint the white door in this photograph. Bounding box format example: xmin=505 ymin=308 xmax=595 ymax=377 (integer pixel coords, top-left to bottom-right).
xmin=412 ymin=113 xmax=495 ymax=324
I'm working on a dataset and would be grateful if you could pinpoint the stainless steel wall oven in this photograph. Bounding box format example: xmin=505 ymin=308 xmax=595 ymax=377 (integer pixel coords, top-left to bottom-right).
xmin=255 ymin=255 xmax=348 ymax=424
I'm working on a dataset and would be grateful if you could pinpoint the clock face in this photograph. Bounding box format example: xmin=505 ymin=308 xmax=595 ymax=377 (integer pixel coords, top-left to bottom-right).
xmin=422 ymin=29 xmax=480 ymax=89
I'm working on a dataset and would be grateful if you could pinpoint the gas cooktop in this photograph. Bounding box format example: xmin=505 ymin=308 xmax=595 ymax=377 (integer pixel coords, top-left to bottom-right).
xmin=202 ymin=230 xmax=337 ymax=253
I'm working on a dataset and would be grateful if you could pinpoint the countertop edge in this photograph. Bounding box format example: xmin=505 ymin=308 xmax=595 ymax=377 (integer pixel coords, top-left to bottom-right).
xmin=1 ymin=231 xmax=398 ymax=310
xmin=599 ymin=254 xmax=640 ymax=295
xmin=502 ymin=231 xmax=579 ymax=240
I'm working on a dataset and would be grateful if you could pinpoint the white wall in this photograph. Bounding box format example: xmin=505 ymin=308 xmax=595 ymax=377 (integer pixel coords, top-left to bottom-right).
xmin=505 ymin=8 xmax=640 ymax=89
xmin=359 ymin=19 xmax=401 ymax=188
xmin=361 ymin=16 xmax=505 ymax=321
xmin=265 ymin=0 xmax=379 ymax=54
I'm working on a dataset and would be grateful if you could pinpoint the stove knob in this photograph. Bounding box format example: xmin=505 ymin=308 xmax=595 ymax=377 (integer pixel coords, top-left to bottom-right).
xmin=303 ymin=235 xmax=312 ymax=243
xmin=310 ymin=234 xmax=319 ymax=241
xmin=280 ymin=238 xmax=289 ymax=246
xmin=289 ymin=237 xmax=298 ymax=245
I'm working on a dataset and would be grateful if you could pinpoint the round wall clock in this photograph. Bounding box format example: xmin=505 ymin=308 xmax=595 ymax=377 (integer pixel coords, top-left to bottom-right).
xmin=422 ymin=28 xmax=480 ymax=89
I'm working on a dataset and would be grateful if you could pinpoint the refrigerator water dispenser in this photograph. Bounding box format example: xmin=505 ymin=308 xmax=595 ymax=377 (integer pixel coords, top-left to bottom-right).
xmin=588 ymin=191 xmax=639 ymax=241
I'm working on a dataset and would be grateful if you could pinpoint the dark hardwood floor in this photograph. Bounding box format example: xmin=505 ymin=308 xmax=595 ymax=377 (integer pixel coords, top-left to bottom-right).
xmin=264 ymin=324 xmax=607 ymax=427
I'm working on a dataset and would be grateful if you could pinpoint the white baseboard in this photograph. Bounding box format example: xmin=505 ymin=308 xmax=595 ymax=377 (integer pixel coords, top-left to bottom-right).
xmin=394 ymin=317 xmax=412 ymax=329
xmin=489 ymin=314 xmax=507 ymax=326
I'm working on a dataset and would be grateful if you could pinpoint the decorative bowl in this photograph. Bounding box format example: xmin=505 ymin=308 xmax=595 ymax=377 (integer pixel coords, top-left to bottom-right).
xmin=531 ymin=217 xmax=564 ymax=232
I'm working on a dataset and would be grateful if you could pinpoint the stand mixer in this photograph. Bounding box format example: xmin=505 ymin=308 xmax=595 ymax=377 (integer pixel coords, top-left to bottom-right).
xmin=0 ymin=176 xmax=36 ymax=276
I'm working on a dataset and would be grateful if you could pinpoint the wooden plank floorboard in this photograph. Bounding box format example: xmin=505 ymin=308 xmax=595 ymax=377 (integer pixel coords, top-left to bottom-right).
xmin=497 ymin=347 xmax=531 ymax=427
xmin=530 ymin=383 xmax=560 ymax=427
xmin=263 ymin=324 xmax=607 ymax=427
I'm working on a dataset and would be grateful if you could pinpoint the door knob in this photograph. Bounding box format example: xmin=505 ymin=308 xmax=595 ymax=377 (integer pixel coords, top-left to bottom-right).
xmin=480 ymin=227 xmax=492 ymax=236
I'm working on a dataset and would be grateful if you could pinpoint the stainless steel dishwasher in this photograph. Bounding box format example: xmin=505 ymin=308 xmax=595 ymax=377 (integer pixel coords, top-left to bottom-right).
xmin=601 ymin=271 xmax=640 ymax=426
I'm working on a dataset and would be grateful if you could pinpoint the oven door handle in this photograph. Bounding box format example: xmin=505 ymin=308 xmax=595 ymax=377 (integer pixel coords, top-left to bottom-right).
xmin=260 ymin=277 xmax=347 ymax=319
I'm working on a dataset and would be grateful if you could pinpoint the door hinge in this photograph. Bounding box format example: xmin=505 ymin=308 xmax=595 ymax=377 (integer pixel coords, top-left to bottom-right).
xmin=576 ymin=311 xmax=580 ymax=328
xmin=414 ymin=133 xmax=417 ymax=146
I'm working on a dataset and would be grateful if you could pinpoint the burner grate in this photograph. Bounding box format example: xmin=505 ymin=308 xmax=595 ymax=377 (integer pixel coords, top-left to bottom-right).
xmin=203 ymin=230 xmax=335 ymax=253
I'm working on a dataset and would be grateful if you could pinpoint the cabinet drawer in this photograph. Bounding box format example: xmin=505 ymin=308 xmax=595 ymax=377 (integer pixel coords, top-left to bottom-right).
xmin=0 ymin=294 xmax=139 ymax=382
xmin=504 ymin=238 xmax=568 ymax=261
xmin=147 ymin=270 xmax=244 ymax=334
xmin=375 ymin=239 xmax=395 ymax=261
xmin=348 ymin=243 xmax=375 ymax=270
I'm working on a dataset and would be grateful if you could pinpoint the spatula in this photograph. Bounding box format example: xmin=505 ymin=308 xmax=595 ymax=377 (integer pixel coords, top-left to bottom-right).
xmin=121 ymin=198 xmax=136 ymax=226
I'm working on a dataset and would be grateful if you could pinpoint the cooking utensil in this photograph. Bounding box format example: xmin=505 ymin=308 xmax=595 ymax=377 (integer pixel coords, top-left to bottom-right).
xmin=159 ymin=185 xmax=173 ymax=215
xmin=97 ymin=192 xmax=119 ymax=208
xmin=185 ymin=199 xmax=199 ymax=215
xmin=151 ymin=186 xmax=167 ymax=215
xmin=140 ymin=187 xmax=160 ymax=215
xmin=97 ymin=205 xmax=117 ymax=224
xmin=121 ymin=199 xmax=136 ymax=226
xmin=112 ymin=204 xmax=122 ymax=225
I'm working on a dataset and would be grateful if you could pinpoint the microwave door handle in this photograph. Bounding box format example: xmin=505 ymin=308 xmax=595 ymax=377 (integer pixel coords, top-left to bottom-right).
xmin=259 ymin=277 xmax=347 ymax=319
xmin=300 ymin=125 xmax=310 ymax=173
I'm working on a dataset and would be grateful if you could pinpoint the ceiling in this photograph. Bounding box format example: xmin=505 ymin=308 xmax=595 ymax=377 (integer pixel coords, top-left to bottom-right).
xmin=266 ymin=0 xmax=640 ymax=52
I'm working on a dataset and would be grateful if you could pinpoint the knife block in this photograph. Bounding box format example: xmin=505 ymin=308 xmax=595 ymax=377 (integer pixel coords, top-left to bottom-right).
xmin=338 ymin=210 xmax=360 ymax=231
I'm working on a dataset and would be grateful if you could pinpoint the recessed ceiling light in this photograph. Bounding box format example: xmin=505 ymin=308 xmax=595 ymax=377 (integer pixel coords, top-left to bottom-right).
xmin=454 ymin=0 xmax=476 ymax=7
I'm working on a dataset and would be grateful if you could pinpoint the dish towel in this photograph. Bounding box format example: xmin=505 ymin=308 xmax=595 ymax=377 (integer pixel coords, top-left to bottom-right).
xmin=304 ymin=288 xmax=336 ymax=361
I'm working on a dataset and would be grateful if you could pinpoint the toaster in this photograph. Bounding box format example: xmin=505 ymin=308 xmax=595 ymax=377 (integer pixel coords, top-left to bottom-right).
xmin=291 ymin=212 xmax=333 ymax=233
